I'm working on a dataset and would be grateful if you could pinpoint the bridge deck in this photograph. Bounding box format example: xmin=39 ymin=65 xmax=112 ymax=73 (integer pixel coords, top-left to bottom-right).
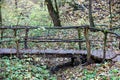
xmin=0 ymin=48 xmax=120 ymax=61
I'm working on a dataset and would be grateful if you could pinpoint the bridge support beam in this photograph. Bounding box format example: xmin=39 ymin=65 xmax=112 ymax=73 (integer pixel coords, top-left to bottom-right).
xmin=119 ymin=41 xmax=120 ymax=49
xmin=71 ymin=57 xmax=75 ymax=66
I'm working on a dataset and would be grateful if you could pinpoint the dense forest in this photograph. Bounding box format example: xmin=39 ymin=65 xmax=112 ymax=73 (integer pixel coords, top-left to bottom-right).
xmin=0 ymin=0 xmax=120 ymax=80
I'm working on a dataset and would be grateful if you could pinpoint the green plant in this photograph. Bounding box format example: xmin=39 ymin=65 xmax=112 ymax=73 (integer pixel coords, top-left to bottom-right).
xmin=0 ymin=56 xmax=56 ymax=80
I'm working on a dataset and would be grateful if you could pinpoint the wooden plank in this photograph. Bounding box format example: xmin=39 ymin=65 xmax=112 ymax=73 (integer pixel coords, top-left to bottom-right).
xmin=0 ymin=48 xmax=86 ymax=55
xmin=109 ymin=26 xmax=120 ymax=30
xmin=0 ymin=48 xmax=86 ymax=57
xmin=0 ymin=26 xmax=119 ymax=38
xmin=45 ymin=25 xmax=89 ymax=29
xmin=25 ymin=39 xmax=85 ymax=43
xmin=0 ymin=25 xmax=89 ymax=29
xmin=0 ymin=48 xmax=120 ymax=61
xmin=0 ymin=37 xmax=117 ymax=43
xmin=0 ymin=26 xmax=38 ymax=29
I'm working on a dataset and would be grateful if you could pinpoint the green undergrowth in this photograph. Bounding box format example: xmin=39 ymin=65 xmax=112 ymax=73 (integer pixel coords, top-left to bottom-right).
xmin=1 ymin=56 xmax=120 ymax=80
xmin=55 ymin=61 xmax=120 ymax=80
xmin=0 ymin=56 xmax=56 ymax=80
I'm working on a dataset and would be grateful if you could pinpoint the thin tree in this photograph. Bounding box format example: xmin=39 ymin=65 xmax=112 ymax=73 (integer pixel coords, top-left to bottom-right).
xmin=0 ymin=0 xmax=2 ymax=49
xmin=15 ymin=0 xmax=18 ymax=9
xmin=0 ymin=0 xmax=2 ymax=26
xmin=84 ymin=0 xmax=94 ymax=64
xmin=89 ymin=0 xmax=95 ymax=28
xmin=45 ymin=0 xmax=61 ymax=27
xmin=14 ymin=0 xmax=20 ymax=25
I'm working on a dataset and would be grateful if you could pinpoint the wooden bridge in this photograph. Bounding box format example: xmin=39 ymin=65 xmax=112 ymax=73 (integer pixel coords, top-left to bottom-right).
xmin=0 ymin=25 xmax=120 ymax=63
xmin=0 ymin=48 xmax=120 ymax=61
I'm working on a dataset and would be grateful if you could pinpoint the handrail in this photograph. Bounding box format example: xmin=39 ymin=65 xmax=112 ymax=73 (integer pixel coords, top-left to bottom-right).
xmin=0 ymin=25 xmax=89 ymax=29
xmin=0 ymin=25 xmax=119 ymax=60
xmin=0 ymin=25 xmax=119 ymax=38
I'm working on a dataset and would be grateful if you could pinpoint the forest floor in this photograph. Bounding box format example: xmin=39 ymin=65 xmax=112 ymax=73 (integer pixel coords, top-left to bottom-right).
xmin=39 ymin=57 xmax=120 ymax=80
xmin=0 ymin=55 xmax=120 ymax=80
xmin=51 ymin=59 xmax=120 ymax=80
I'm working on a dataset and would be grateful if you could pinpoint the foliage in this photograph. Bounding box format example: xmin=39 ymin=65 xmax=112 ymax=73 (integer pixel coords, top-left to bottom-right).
xmin=1 ymin=57 xmax=120 ymax=80
xmin=2 ymin=0 xmax=51 ymax=26
xmin=55 ymin=62 xmax=120 ymax=80
xmin=0 ymin=56 xmax=56 ymax=80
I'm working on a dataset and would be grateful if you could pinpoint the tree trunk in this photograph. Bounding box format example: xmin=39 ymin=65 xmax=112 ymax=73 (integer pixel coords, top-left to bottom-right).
xmin=15 ymin=0 xmax=18 ymax=9
xmin=0 ymin=0 xmax=3 ymax=40
xmin=89 ymin=0 xmax=95 ymax=28
xmin=0 ymin=0 xmax=2 ymax=26
xmin=103 ymin=32 xmax=107 ymax=62
xmin=84 ymin=28 xmax=91 ymax=63
xmin=45 ymin=0 xmax=61 ymax=27
xmin=0 ymin=0 xmax=1 ymax=57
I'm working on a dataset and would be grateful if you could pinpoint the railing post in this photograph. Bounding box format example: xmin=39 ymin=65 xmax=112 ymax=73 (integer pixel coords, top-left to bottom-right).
xmin=119 ymin=40 xmax=120 ymax=49
xmin=1 ymin=29 xmax=4 ymax=40
xmin=24 ymin=28 xmax=29 ymax=49
xmin=14 ymin=29 xmax=17 ymax=37
xmin=84 ymin=27 xmax=91 ymax=63
xmin=103 ymin=31 xmax=108 ymax=62
xmin=0 ymin=29 xmax=4 ymax=47
xmin=14 ymin=29 xmax=19 ymax=57
xmin=77 ymin=28 xmax=82 ymax=49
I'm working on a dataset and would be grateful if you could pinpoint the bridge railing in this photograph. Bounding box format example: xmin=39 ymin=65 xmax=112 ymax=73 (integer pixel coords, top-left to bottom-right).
xmin=0 ymin=25 xmax=120 ymax=61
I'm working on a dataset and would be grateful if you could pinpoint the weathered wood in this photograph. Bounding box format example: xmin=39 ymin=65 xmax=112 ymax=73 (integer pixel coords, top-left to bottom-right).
xmin=0 ymin=26 xmax=38 ymax=29
xmin=0 ymin=25 xmax=119 ymax=63
xmin=0 ymin=29 xmax=4 ymax=40
xmin=119 ymin=41 xmax=120 ymax=49
xmin=77 ymin=28 xmax=82 ymax=49
xmin=13 ymin=29 xmax=19 ymax=57
xmin=0 ymin=25 xmax=89 ymax=29
xmin=0 ymin=48 xmax=120 ymax=61
xmin=2 ymin=25 xmax=118 ymax=30
xmin=84 ymin=28 xmax=91 ymax=62
xmin=89 ymin=27 xmax=120 ymax=38
xmin=45 ymin=25 xmax=89 ymax=29
xmin=25 ymin=39 xmax=86 ymax=43
xmin=109 ymin=26 xmax=120 ymax=30
xmin=0 ymin=38 xmax=118 ymax=43
xmin=103 ymin=32 xmax=107 ymax=62
xmin=0 ymin=25 xmax=119 ymax=38
xmin=24 ymin=29 xmax=29 ymax=49
xmin=95 ymin=24 xmax=108 ymax=27
xmin=0 ymin=48 xmax=86 ymax=57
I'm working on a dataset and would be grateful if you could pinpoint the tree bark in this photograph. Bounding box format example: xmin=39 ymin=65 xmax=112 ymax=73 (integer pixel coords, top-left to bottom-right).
xmin=84 ymin=28 xmax=91 ymax=63
xmin=103 ymin=32 xmax=107 ymax=62
xmin=109 ymin=0 xmax=112 ymax=29
xmin=89 ymin=0 xmax=95 ymax=28
xmin=0 ymin=0 xmax=2 ymax=26
xmin=45 ymin=0 xmax=61 ymax=27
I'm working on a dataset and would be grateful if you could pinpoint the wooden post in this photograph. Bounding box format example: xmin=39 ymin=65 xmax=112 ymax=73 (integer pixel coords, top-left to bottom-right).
xmin=0 ymin=29 xmax=4 ymax=47
xmin=1 ymin=29 xmax=4 ymax=40
xmin=71 ymin=57 xmax=75 ymax=66
xmin=84 ymin=28 xmax=91 ymax=63
xmin=119 ymin=41 xmax=120 ymax=49
xmin=14 ymin=29 xmax=19 ymax=57
xmin=24 ymin=29 xmax=29 ymax=49
xmin=77 ymin=28 xmax=82 ymax=49
xmin=103 ymin=32 xmax=107 ymax=62
xmin=16 ymin=39 xmax=19 ymax=57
